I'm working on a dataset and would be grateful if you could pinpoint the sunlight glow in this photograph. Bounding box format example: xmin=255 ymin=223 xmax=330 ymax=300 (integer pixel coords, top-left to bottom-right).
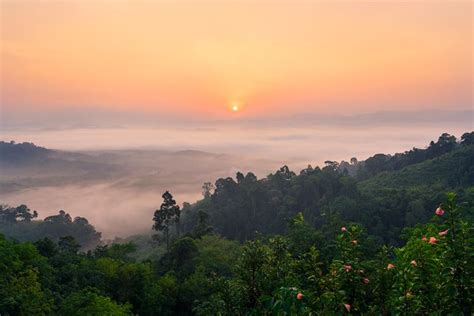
xmin=1 ymin=2 xmax=471 ymax=117
xmin=230 ymin=101 xmax=241 ymax=112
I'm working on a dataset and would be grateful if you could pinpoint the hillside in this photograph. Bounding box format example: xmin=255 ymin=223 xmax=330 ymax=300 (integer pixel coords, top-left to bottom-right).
xmin=359 ymin=145 xmax=474 ymax=191
xmin=1 ymin=133 xmax=473 ymax=315
xmin=2 ymin=133 xmax=472 ymax=245
xmin=181 ymin=133 xmax=474 ymax=245
xmin=0 ymin=141 xmax=121 ymax=194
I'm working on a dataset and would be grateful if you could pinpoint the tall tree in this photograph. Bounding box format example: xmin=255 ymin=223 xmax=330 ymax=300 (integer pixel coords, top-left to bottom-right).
xmin=201 ymin=182 xmax=214 ymax=198
xmin=461 ymin=131 xmax=474 ymax=146
xmin=153 ymin=191 xmax=181 ymax=250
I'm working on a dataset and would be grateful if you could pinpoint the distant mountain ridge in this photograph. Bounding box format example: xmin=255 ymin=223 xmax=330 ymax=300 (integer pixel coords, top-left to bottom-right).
xmin=0 ymin=141 xmax=52 ymax=165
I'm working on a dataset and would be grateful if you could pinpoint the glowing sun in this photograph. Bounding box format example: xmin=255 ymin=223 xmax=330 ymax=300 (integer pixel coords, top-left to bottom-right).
xmin=231 ymin=102 xmax=240 ymax=112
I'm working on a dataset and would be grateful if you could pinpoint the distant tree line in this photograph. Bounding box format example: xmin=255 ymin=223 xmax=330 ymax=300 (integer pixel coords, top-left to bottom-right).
xmin=0 ymin=205 xmax=101 ymax=249
xmin=338 ymin=132 xmax=474 ymax=179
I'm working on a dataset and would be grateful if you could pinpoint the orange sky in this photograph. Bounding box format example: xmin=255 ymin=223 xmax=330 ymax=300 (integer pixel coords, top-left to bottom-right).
xmin=1 ymin=1 xmax=472 ymax=118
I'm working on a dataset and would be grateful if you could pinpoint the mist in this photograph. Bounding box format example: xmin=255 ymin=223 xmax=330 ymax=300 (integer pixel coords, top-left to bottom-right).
xmin=1 ymin=109 xmax=472 ymax=238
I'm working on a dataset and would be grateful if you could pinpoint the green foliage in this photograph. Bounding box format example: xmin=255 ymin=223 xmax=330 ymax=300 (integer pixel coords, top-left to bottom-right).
xmin=356 ymin=132 xmax=461 ymax=179
xmin=0 ymin=209 xmax=101 ymax=250
xmin=388 ymin=193 xmax=474 ymax=314
xmin=0 ymin=193 xmax=472 ymax=315
xmin=0 ymin=235 xmax=53 ymax=316
xmin=179 ymin=135 xmax=474 ymax=247
xmin=262 ymin=287 xmax=309 ymax=315
xmin=1 ymin=133 xmax=474 ymax=315
xmin=192 ymin=210 xmax=213 ymax=239
xmin=93 ymin=242 xmax=137 ymax=261
xmin=193 ymin=235 xmax=240 ymax=276
xmin=59 ymin=288 xmax=132 ymax=316
xmin=111 ymin=234 xmax=167 ymax=261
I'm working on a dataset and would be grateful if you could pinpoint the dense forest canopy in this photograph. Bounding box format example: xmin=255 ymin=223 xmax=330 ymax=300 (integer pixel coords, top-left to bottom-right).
xmin=0 ymin=132 xmax=473 ymax=315
xmin=181 ymin=132 xmax=474 ymax=245
xmin=0 ymin=206 xmax=101 ymax=250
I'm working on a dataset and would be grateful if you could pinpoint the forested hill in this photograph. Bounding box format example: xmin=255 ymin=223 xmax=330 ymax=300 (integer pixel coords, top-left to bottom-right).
xmin=0 ymin=141 xmax=52 ymax=164
xmin=182 ymin=132 xmax=474 ymax=244
xmin=1 ymin=133 xmax=473 ymax=315
xmin=360 ymin=144 xmax=474 ymax=191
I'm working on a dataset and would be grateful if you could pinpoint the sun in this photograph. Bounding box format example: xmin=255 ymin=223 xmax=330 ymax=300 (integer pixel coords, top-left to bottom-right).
xmin=231 ymin=102 xmax=240 ymax=112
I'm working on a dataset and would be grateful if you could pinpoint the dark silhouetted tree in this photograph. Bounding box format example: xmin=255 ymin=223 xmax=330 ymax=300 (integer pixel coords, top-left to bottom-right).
xmin=236 ymin=172 xmax=245 ymax=184
xmin=153 ymin=191 xmax=181 ymax=250
xmin=427 ymin=133 xmax=457 ymax=158
xmin=461 ymin=131 xmax=474 ymax=146
xmin=201 ymin=182 xmax=214 ymax=198
xmin=0 ymin=204 xmax=38 ymax=223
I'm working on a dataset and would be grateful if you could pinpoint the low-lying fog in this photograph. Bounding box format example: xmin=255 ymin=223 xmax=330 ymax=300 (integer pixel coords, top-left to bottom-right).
xmin=1 ymin=111 xmax=472 ymax=238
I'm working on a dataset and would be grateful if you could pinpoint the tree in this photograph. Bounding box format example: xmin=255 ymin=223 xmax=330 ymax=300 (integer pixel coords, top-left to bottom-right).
xmin=0 ymin=235 xmax=53 ymax=315
xmin=236 ymin=240 xmax=270 ymax=309
xmin=168 ymin=237 xmax=198 ymax=277
xmin=201 ymin=182 xmax=214 ymax=198
xmin=58 ymin=236 xmax=81 ymax=254
xmin=0 ymin=204 xmax=38 ymax=223
xmin=461 ymin=131 xmax=474 ymax=146
xmin=44 ymin=210 xmax=72 ymax=223
xmin=324 ymin=161 xmax=339 ymax=171
xmin=0 ymin=208 xmax=101 ymax=250
xmin=153 ymin=191 xmax=181 ymax=250
xmin=59 ymin=288 xmax=132 ymax=316
xmin=34 ymin=238 xmax=58 ymax=258
xmin=427 ymin=133 xmax=457 ymax=158
xmin=236 ymin=172 xmax=245 ymax=184
xmin=192 ymin=210 xmax=213 ymax=239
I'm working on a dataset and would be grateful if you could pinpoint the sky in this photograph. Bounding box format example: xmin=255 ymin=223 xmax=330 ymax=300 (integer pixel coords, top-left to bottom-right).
xmin=1 ymin=0 xmax=472 ymax=123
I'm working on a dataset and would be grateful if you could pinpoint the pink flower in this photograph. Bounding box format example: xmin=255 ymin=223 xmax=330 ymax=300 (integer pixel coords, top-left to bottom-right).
xmin=344 ymin=303 xmax=351 ymax=312
xmin=344 ymin=264 xmax=352 ymax=272
xmin=297 ymin=292 xmax=304 ymax=300
xmin=387 ymin=263 xmax=395 ymax=270
xmin=363 ymin=278 xmax=370 ymax=284
xmin=341 ymin=227 xmax=347 ymax=232
xmin=438 ymin=229 xmax=449 ymax=236
xmin=422 ymin=236 xmax=428 ymax=242
xmin=410 ymin=260 xmax=417 ymax=267
xmin=429 ymin=237 xmax=438 ymax=244
xmin=435 ymin=206 xmax=445 ymax=216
